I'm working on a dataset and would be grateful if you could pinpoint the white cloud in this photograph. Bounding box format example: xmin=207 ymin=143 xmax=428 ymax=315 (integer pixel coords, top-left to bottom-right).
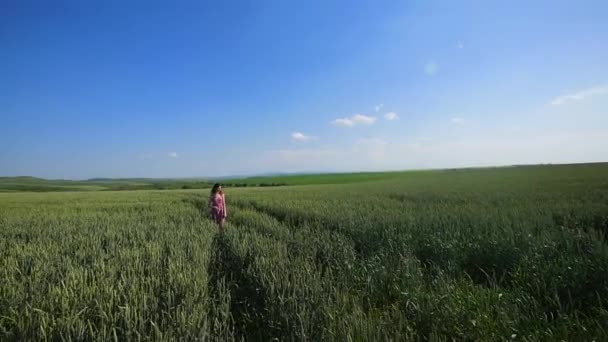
xmin=451 ymin=117 xmax=464 ymax=125
xmin=374 ymin=104 xmax=384 ymax=112
xmin=168 ymin=152 xmax=179 ymax=158
xmin=352 ymin=114 xmax=377 ymax=124
xmin=332 ymin=114 xmax=377 ymax=127
xmin=384 ymin=112 xmax=399 ymax=121
xmin=424 ymin=61 xmax=439 ymax=75
xmin=550 ymin=85 xmax=608 ymax=106
xmin=291 ymin=132 xmax=317 ymax=142
xmin=332 ymin=118 xmax=355 ymax=127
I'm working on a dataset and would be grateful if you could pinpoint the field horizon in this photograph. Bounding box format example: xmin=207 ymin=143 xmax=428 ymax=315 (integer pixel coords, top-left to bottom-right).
xmin=1 ymin=162 xmax=607 ymax=340
xmin=4 ymin=1 xmax=608 ymax=339
xmin=2 ymin=161 xmax=606 ymax=193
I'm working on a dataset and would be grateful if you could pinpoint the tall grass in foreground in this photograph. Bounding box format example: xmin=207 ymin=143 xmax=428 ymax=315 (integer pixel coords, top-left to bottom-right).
xmin=0 ymin=192 xmax=215 ymax=340
xmin=1 ymin=164 xmax=608 ymax=340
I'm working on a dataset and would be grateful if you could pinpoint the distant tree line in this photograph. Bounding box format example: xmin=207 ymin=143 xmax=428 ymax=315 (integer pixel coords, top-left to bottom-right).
xmin=0 ymin=180 xmax=290 ymax=192
xmin=179 ymin=182 xmax=288 ymax=190
xmin=222 ymin=182 xmax=288 ymax=188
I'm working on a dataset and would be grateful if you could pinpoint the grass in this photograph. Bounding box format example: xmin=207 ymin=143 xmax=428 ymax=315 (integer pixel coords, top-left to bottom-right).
xmin=0 ymin=170 xmax=406 ymax=191
xmin=225 ymin=170 xmax=409 ymax=186
xmin=1 ymin=163 xmax=607 ymax=340
xmin=0 ymin=177 xmax=214 ymax=192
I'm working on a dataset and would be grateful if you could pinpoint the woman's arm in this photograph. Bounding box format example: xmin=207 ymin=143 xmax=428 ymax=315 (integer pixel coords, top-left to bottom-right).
xmin=208 ymin=195 xmax=214 ymax=214
xmin=222 ymin=193 xmax=227 ymax=218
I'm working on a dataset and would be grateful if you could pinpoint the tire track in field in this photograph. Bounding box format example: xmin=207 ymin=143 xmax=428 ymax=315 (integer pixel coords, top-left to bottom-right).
xmin=206 ymin=233 xmax=277 ymax=341
xmin=180 ymin=196 xmax=276 ymax=339
xmin=228 ymin=199 xmax=429 ymax=322
xmin=229 ymin=199 xmax=311 ymax=231
xmin=181 ymin=197 xmax=209 ymax=218
xmin=229 ymin=198 xmax=363 ymax=254
xmin=227 ymin=199 xmax=417 ymax=312
xmin=229 ymin=199 xmax=359 ymax=275
xmin=224 ymin=200 xmax=348 ymax=339
xmin=227 ymin=201 xmax=293 ymax=242
xmin=231 ymin=198 xmax=414 ymax=270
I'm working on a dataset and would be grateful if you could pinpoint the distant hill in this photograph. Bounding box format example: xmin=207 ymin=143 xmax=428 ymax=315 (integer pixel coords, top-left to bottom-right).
xmin=0 ymin=176 xmax=51 ymax=183
xmin=3 ymin=162 xmax=606 ymax=192
xmin=0 ymin=177 xmax=215 ymax=192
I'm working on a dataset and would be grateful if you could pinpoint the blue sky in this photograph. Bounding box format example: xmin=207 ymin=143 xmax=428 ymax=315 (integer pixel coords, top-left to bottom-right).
xmin=2 ymin=0 xmax=607 ymax=179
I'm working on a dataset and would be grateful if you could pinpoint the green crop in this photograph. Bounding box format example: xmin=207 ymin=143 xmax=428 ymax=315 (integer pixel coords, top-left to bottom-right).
xmin=1 ymin=164 xmax=607 ymax=340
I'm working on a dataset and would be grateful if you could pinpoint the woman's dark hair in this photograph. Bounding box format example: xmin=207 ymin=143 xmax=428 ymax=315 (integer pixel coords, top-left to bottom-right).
xmin=210 ymin=183 xmax=221 ymax=195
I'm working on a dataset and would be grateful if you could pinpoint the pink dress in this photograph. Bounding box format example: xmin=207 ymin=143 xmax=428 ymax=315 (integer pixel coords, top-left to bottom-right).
xmin=209 ymin=193 xmax=227 ymax=223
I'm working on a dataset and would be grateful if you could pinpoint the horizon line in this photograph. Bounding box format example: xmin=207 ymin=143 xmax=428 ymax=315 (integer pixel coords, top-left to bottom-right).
xmin=2 ymin=161 xmax=607 ymax=182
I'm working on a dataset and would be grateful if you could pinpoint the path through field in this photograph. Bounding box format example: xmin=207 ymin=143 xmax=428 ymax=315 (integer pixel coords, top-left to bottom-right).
xmin=1 ymin=164 xmax=608 ymax=340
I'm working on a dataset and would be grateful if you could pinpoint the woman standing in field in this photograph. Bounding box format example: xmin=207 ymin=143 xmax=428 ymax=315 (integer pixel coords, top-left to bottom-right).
xmin=208 ymin=183 xmax=227 ymax=230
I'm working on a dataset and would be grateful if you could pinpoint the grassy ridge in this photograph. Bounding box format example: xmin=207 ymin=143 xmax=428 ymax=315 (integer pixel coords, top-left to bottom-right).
xmin=3 ymin=162 xmax=607 ymax=192
xmin=0 ymin=177 xmax=214 ymax=192
xmin=1 ymin=163 xmax=607 ymax=340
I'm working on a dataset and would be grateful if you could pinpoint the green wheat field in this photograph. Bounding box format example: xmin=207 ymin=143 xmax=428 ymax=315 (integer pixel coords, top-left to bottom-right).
xmin=1 ymin=163 xmax=607 ymax=341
